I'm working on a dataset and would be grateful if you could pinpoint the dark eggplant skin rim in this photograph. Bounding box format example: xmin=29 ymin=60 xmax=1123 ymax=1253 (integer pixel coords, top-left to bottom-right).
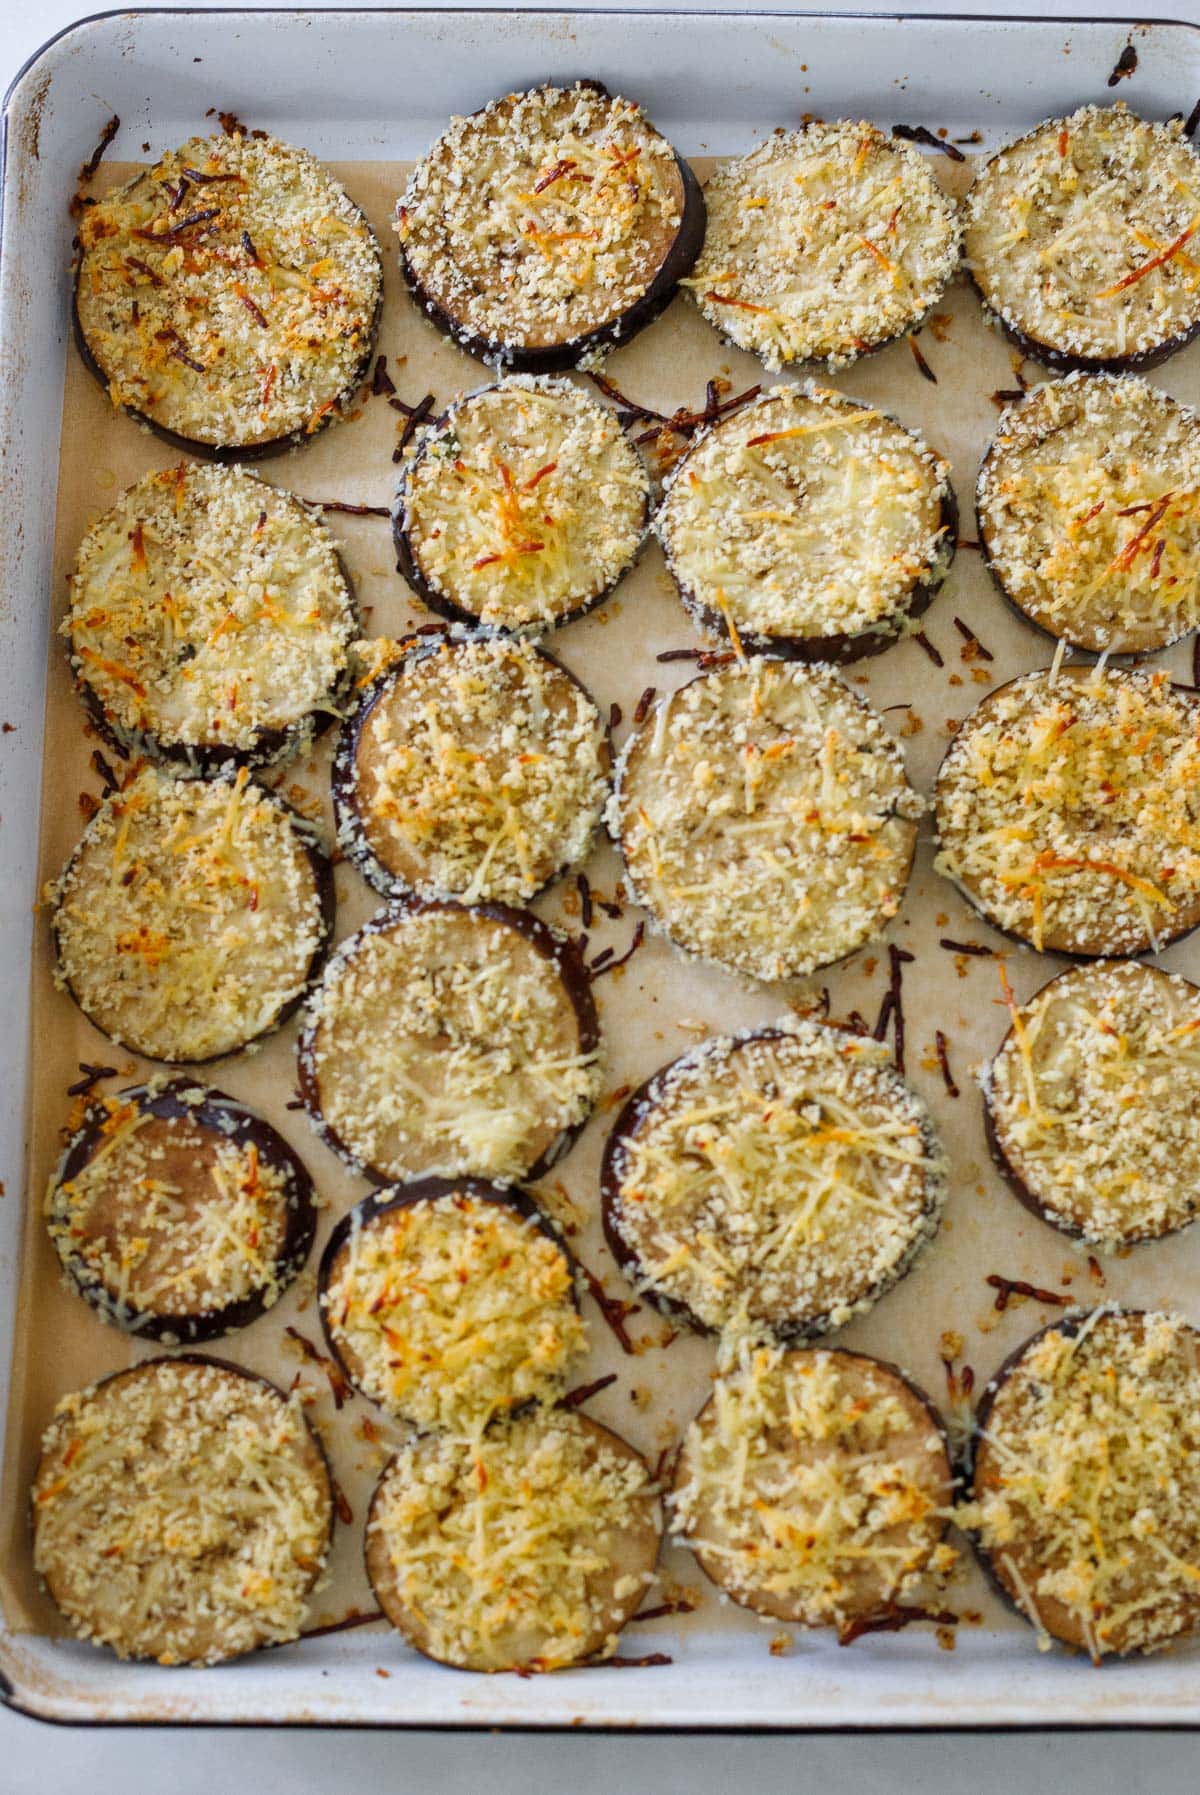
xmin=316 ymin=1174 xmax=582 ymax=1421
xmin=964 ymin=1306 xmax=1200 ymax=1659
xmin=331 ymin=625 xmax=612 ymax=903
xmin=363 ymin=1406 xmax=663 ymax=1673
xmin=29 ymin=1351 xmax=336 ymax=1668
xmin=981 ymin=963 xmax=1200 ymax=1251
xmin=50 ymin=773 xmax=336 ymax=1066
xmin=397 ymin=80 xmax=705 ymax=375
xmin=48 ymin=1079 xmax=319 ymax=1344
xmin=674 ymin=1346 xmax=954 ymax=1626
xmin=392 ymin=383 xmax=652 ymax=633
xmin=67 ymin=549 xmax=361 ymax=777
xmin=296 ymin=893 xmax=601 ymax=1187
xmin=600 ymin=1025 xmax=944 ymax=1343
xmin=658 ymin=396 xmax=959 ymax=664
xmin=932 ymin=667 xmax=1200 ymax=961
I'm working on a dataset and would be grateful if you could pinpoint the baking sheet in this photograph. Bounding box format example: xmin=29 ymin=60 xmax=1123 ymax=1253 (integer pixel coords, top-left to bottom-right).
xmin=4 ymin=9 xmax=1200 ymax=1724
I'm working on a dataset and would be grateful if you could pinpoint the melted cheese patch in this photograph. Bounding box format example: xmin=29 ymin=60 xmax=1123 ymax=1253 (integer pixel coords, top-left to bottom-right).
xmin=934 ymin=666 xmax=1200 ymax=955
xmin=611 ymin=658 xmax=922 ymax=981
xmin=987 ymin=963 xmax=1200 ymax=1249
xmin=400 ymin=377 xmax=648 ymax=631
xmin=397 ymin=84 xmax=686 ymax=352
xmin=687 ymin=121 xmax=960 ymax=371
xmin=658 ymin=384 xmax=952 ymax=647
xmin=32 ymin=1360 xmax=332 ymax=1665
xmin=965 ymin=105 xmax=1200 ymax=364
xmin=76 ymin=131 xmax=381 ymax=448
xmin=339 ymin=632 xmax=608 ymax=903
xmin=367 ymin=1411 xmax=658 ymax=1671
xmin=302 ymin=906 xmax=600 ymax=1184
xmin=608 ymin=1022 xmax=944 ymax=1335
xmin=66 ymin=463 xmax=356 ymax=760
xmin=672 ymin=1341 xmax=953 ymax=1626
xmin=323 ymin=1192 xmax=585 ymax=1431
xmin=979 ymin=374 xmax=1200 ymax=653
xmin=50 ymin=767 xmax=328 ymax=1063
xmin=967 ymin=1310 xmax=1200 ymax=1658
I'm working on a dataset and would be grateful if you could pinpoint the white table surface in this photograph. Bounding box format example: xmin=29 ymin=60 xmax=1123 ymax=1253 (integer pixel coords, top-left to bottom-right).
xmin=2 ymin=0 xmax=1197 ymax=1786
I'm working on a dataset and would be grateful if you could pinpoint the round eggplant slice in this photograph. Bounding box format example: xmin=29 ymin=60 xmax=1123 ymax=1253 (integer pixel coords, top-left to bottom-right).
xmin=365 ymin=1409 xmax=661 ymax=1671
xmin=47 ymin=1080 xmax=317 ymax=1341
xmin=31 ymin=1355 xmax=334 ymax=1665
xmin=319 ymin=1178 xmax=586 ymax=1432
xmin=74 ymin=130 xmax=382 ymax=459
xmin=671 ymin=1343 xmax=954 ymax=1629
xmin=65 ymin=463 xmax=358 ymax=770
xmin=977 ymin=376 xmax=1200 ymax=655
xmin=602 ymin=1021 xmax=945 ymax=1339
xmin=657 ymin=384 xmax=956 ymax=662
xmin=298 ymin=897 xmax=601 ymax=1186
xmin=964 ymin=105 xmax=1200 ymax=376
xmin=984 ymin=962 xmax=1200 ymax=1250
xmin=610 ymin=658 xmax=923 ymax=982
xmin=49 ymin=766 xmax=333 ymax=1064
xmin=394 ymin=377 xmax=650 ymax=634
xmin=968 ymin=1308 xmax=1200 ymax=1659
xmin=396 ymin=82 xmax=704 ymax=371
xmin=333 ymin=630 xmax=610 ymax=904
xmin=933 ymin=665 xmax=1200 ymax=957
xmin=687 ymin=120 xmax=960 ymax=373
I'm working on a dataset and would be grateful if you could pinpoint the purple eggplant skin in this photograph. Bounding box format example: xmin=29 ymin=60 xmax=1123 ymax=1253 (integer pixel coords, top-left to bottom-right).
xmin=970 ymin=286 xmax=1200 ymax=379
xmin=296 ymin=894 xmax=600 ymax=1186
xmin=50 ymin=776 xmax=336 ymax=1066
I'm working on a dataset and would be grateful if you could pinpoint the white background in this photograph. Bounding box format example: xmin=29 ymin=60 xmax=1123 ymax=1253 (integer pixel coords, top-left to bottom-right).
xmin=2 ymin=0 xmax=1198 ymax=1787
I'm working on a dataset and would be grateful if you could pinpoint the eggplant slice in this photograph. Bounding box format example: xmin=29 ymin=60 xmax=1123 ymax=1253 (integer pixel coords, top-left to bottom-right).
xmin=50 ymin=766 xmax=333 ymax=1064
xmin=687 ymin=120 xmax=960 ymax=372
xmin=964 ymin=105 xmax=1200 ymax=375
xmin=603 ymin=1021 xmax=945 ymax=1340
xmin=333 ymin=630 xmax=610 ymax=904
xmin=657 ymin=384 xmax=956 ymax=661
xmin=74 ymin=130 xmax=382 ymax=459
xmin=394 ymin=376 xmax=650 ymax=633
xmin=978 ymin=375 xmax=1200 ymax=656
xmin=610 ymin=658 xmax=922 ymax=982
xmin=968 ymin=1308 xmax=1200 ymax=1659
xmin=984 ymin=962 xmax=1200 ymax=1251
xmin=365 ymin=1409 xmax=661 ymax=1671
xmin=298 ymin=897 xmax=600 ymax=1186
xmin=933 ymin=665 xmax=1200 ymax=957
xmin=47 ymin=1080 xmax=317 ymax=1342
xmin=65 ymin=463 xmax=358 ymax=770
xmin=318 ymin=1178 xmax=586 ymax=1433
xmin=31 ymin=1356 xmax=333 ymax=1666
xmin=672 ymin=1342 xmax=954 ymax=1629
xmin=396 ymin=82 xmax=704 ymax=371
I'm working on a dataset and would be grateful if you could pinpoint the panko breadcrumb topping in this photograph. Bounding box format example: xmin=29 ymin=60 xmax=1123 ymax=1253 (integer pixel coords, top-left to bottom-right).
xmin=964 ymin=105 xmax=1200 ymax=366
xmin=978 ymin=375 xmax=1200 ymax=653
xmin=687 ymin=121 xmax=961 ymax=371
xmin=605 ymin=1020 xmax=945 ymax=1336
xmin=322 ymin=1190 xmax=586 ymax=1432
xmin=658 ymin=384 xmax=953 ymax=651
xmin=366 ymin=1410 xmax=660 ymax=1671
xmin=966 ymin=1309 xmax=1200 ymax=1658
xmin=610 ymin=657 xmax=923 ymax=981
xmin=985 ymin=963 xmax=1200 ymax=1249
xmin=75 ymin=131 xmax=382 ymax=449
xmin=32 ymin=1359 xmax=332 ymax=1665
xmin=397 ymin=377 xmax=649 ymax=632
xmin=934 ymin=665 xmax=1200 ymax=955
xmin=66 ymin=463 xmax=357 ymax=763
xmin=336 ymin=630 xmax=609 ymax=904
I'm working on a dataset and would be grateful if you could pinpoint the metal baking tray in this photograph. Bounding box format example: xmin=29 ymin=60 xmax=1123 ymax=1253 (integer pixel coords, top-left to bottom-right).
xmin=4 ymin=5 xmax=1200 ymax=1731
